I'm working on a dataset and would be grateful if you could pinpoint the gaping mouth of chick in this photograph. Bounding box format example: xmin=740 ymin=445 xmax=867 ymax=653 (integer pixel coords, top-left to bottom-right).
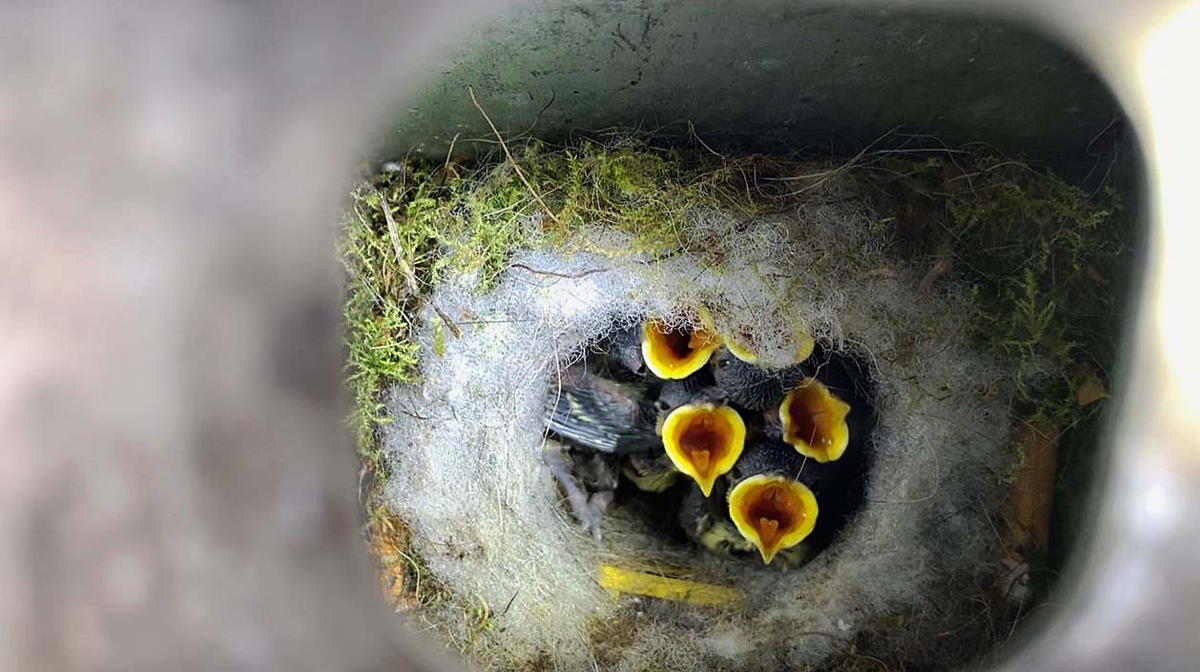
xmin=780 ymin=378 xmax=851 ymax=463
xmin=724 ymin=330 xmax=760 ymax=364
xmin=641 ymin=316 xmax=721 ymax=379
xmin=661 ymin=403 xmax=746 ymax=497
xmin=723 ymin=325 xmax=816 ymax=366
xmin=728 ymin=475 xmax=818 ymax=564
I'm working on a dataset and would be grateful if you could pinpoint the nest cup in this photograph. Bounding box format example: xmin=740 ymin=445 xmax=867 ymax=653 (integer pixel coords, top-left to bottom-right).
xmin=379 ymin=179 xmax=1020 ymax=670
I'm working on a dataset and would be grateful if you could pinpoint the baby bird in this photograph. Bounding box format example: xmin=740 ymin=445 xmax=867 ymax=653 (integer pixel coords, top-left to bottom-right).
xmin=544 ymin=361 xmax=661 ymax=455
xmin=616 ymin=365 xmax=732 ymax=495
xmin=720 ymin=322 xmax=815 ymax=368
xmin=726 ymin=471 xmax=819 ymax=565
xmin=677 ymin=480 xmax=755 ymax=556
xmin=543 ymin=361 xmax=661 ymax=539
xmin=641 ymin=313 xmax=722 ymax=380
xmin=598 ymin=323 xmax=647 ymax=378
xmin=732 ymin=426 xmax=871 ymax=556
xmin=640 ymin=369 xmax=746 ymax=498
xmin=677 ymin=479 xmax=813 ymax=566
xmin=724 ymin=438 xmax=839 ymax=564
xmin=711 ymin=348 xmax=807 ymax=412
xmin=777 ymin=377 xmax=852 ymax=463
xmin=660 ymin=398 xmax=746 ymax=497
xmin=784 ymin=344 xmax=878 ymax=464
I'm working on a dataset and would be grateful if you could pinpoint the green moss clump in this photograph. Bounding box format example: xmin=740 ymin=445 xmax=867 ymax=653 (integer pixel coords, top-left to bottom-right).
xmin=340 ymin=173 xmax=423 ymax=470
xmin=864 ymin=154 xmax=1123 ymax=423
xmin=521 ymin=140 xmax=763 ymax=251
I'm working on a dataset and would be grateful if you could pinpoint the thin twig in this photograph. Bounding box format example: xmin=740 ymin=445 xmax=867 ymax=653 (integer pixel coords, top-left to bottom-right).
xmin=500 ymin=591 xmax=519 ymax=617
xmin=431 ymin=302 xmax=463 ymax=340
xmin=445 ymin=132 xmax=460 ymax=167
xmin=514 ymin=89 xmax=557 ymax=139
xmin=367 ymin=183 xmax=420 ymax=298
xmin=441 ymin=132 xmax=462 ymax=180
xmin=467 ymin=85 xmax=562 ymax=226
xmin=686 ymin=120 xmax=723 ymax=158
xmin=918 ymin=257 xmax=954 ymax=293
xmin=849 ymin=653 xmax=892 ymax=672
xmin=787 ymin=630 xmax=851 ymax=642
xmin=508 ymin=262 xmax=609 ymax=279
xmin=772 ymin=126 xmax=901 ymax=194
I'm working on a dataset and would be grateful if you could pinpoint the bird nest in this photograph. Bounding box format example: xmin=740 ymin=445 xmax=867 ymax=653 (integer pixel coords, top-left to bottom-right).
xmin=343 ymin=139 xmax=1125 ymax=671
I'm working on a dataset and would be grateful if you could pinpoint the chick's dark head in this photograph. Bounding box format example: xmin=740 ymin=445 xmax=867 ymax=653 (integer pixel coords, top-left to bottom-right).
xmin=711 ymin=349 xmax=807 ymax=412
xmin=600 ymin=323 xmax=647 ymax=377
xmin=732 ymin=437 xmax=845 ymax=496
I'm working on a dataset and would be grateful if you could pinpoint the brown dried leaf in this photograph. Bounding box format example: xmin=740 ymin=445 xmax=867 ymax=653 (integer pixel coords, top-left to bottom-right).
xmin=1075 ymin=367 xmax=1109 ymax=407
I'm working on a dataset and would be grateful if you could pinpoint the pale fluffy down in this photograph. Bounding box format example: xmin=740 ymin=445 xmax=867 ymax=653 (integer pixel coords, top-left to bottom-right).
xmin=383 ymin=183 xmax=1015 ymax=670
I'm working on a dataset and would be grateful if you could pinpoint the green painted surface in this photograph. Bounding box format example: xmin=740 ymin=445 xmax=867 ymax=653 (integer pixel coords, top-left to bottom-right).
xmin=384 ymin=0 xmax=1119 ymax=169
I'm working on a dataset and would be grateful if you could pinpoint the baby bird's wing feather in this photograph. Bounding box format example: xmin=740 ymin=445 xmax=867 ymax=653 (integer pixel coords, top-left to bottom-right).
xmin=545 ymin=370 xmax=659 ymax=453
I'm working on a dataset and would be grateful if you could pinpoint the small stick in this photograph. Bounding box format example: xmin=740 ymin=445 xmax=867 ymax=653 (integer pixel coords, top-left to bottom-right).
xmin=468 ymin=86 xmax=562 ymax=227
xmin=368 ymin=183 xmax=420 ymax=298
xmin=444 ymin=132 xmax=460 ymax=171
xmin=508 ymin=263 xmax=609 ymax=279
xmin=918 ymin=257 xmax=953 ymax=293
xmin=1008 ymin=420 xmax=1059 ymax=555
xmin=431 ymin=302 xmax=462 ymax=340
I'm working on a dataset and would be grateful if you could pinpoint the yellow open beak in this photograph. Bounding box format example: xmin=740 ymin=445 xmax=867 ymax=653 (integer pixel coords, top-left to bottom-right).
xmin=794 ymin=330 xmax=815 ymax=363
xmin=723 ymin=325 xmax=814 ymax=365
xmin=779 ymin=378 xmax=851 ymax=463
xmin=728 ymin=475 xmax=819 ymax=565
xmin=723 ymin=335 xmax=760 ymax=364
xmin=641 ymin=310 xmax=722 ymax=379
xmin=661 ymin=403 xmax=746 ymax=497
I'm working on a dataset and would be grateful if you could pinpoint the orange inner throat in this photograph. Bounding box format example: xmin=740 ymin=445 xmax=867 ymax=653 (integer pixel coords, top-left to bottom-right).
xmin=652 ymin=323 xmax=716 ymax=361
xmin=746 ymin=485 xmax=806 ymax=547
xmin=786 ymin=389 xmax=835 ymax=448
xmin=678 ymin=415 xmax=729 ymax=474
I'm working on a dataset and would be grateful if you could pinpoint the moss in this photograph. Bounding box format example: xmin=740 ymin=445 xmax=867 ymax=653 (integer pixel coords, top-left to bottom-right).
xmin=860 ymin=153 xmax=1122 ymax=424
xmin=345 ymin=145 xmax=1123 ymax=464
xmin=521 ymin=139 xmax=763 ymax=252
xmin=340 ymin=175 xmax=422 ymax=471
xmin=343 ymin=163 xmax=524 ymax=656
xmin=855 ymin=151 xmax=1126 ymax=650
